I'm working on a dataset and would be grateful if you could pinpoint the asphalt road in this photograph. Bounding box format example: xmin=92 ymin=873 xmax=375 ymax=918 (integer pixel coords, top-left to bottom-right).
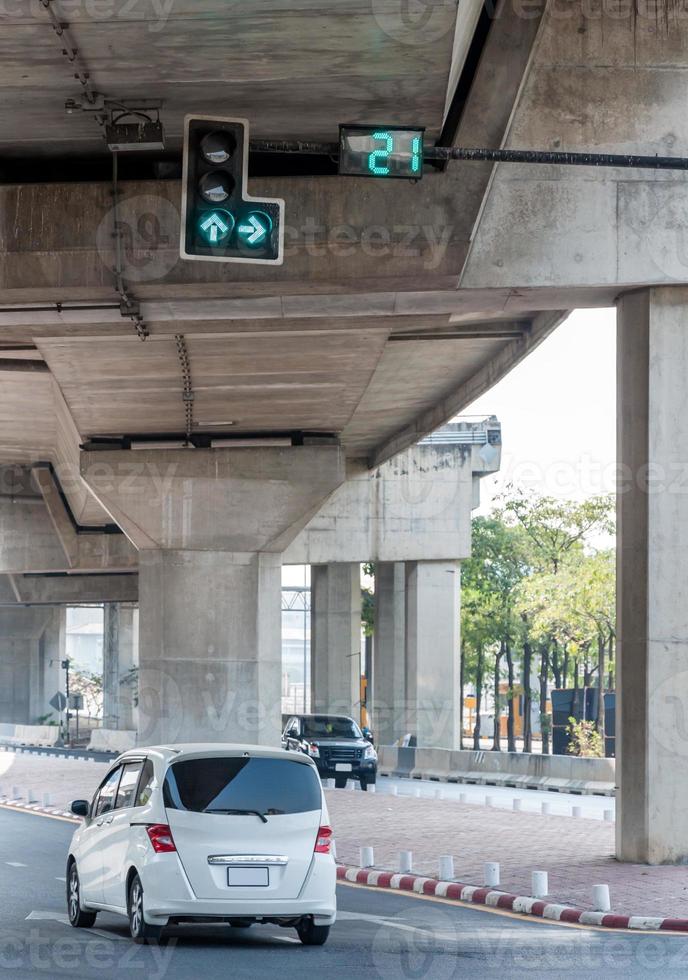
xmin=0 ymin=807 xmax=684 ymax=980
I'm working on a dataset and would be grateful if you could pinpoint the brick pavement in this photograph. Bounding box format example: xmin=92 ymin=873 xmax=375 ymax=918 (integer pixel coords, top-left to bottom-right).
xmin=1 ymin=750 xmax=687 ymax=920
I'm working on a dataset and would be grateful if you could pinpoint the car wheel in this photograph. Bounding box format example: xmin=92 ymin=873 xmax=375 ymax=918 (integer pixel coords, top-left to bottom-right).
xmin=67 ymin=862 xmax=97 ymax=928
xmin=296 ymin=918 xmax=330 ymax=946
xmin=128 ymin=873 xmax=163 ymax=944
xmin=334 ymin=775 xmax=347 ymax=789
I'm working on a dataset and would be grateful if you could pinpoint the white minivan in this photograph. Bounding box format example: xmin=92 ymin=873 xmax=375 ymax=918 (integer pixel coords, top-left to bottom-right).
xmin=66 ymin=744 xmax=337 ymax=945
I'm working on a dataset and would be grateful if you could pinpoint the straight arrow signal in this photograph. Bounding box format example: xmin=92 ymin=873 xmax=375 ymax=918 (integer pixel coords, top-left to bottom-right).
xmin=200 ymin=213 xmax=229 ymax=244
xmin=238 ymin=215 xmax=267 ymax=245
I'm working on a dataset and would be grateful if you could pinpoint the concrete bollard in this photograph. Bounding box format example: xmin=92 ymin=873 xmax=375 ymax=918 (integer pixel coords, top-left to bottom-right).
xmin=367 ymin=783 xmax=376 ymax=794
xmin=512 ymin=798 xmax=522 ymax=812
xmin=531 ymin=871 xmax=549 ymax=898
xmin=11 ymin=786 xmax=20 ymax=800
xmin=541 ymin=801 xmax=550 ymax=816
xmin=42 ymin=793 xmax=52 ymax=807
xmin=360 ymin=846 xmax=375 ymax=868
xmin=603 ymin=809 xmax=614 ymax=822
xmin=439 ymin=855 xmax=455 ymax=881
xmin=435 ymin=787 xmax=445 ymax=800
xmin=414 ymin=787 xmax=422 ymax=798
xmin=459 ymin=792 xmax=467 ymax=804
xmin=348 ymin=781 xmax=356 ymax=791
xmin=571 ymin=806 xmax=582 ymax=818
xmin=592 ymin=884 xmax=611 ymax=912
xmin=484 ymin=862 xmax=500 ymax=888
xmin=399 ymin=851 xmax=413 ymax=873
xmin=26 ymin=789 xmax=37 ymax=803
xmin=485 ymin=795 xmax=493 ymax=807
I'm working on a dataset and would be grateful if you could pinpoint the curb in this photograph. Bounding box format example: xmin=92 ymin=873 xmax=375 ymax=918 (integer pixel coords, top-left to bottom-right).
xmin=336 ymin=865 xmax=688 ymax=934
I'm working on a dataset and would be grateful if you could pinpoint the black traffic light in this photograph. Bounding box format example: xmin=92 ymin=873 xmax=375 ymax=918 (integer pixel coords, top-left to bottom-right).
xmin=180 ymin=115 xmax=284 ymax=265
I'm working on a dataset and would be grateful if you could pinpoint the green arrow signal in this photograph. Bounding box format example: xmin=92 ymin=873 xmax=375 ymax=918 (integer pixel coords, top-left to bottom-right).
xmin=237 ymin=211 xmax=272 ymax=247
xmin=198 ymin=210 xmax=234 ymax=245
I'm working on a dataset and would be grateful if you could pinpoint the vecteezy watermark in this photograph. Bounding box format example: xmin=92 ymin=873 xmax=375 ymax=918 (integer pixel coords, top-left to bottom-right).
xmin=0 ymin=928 xmax=175 ymax=976
xmin=371 ymin=0 xmax=458 ymax=46
xmin=0 ymin=0 xmax=179 ymax=33
xmin=96 ymin=193 xmax=180 ymax=284
xmin=371 ymin=905 xmax=462 ymax=979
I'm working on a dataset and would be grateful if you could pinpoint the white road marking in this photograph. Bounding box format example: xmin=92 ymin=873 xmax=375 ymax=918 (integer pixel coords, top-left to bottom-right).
xmin=26 ymin=911 xmax=124 ymax=942
xmin=6 ymin=861 xmax=27 ymax=867
xmin=55 ymin=876 xmax=66 ymax=882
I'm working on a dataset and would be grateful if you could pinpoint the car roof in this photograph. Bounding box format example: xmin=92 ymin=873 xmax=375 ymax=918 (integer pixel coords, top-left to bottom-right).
xmin=290 ymin=714 xmax=355 ymax=721
xmin=114 ymin=743 xmax=315 ymax=766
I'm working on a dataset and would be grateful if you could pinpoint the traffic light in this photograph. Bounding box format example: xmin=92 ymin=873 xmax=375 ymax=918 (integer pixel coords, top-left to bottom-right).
xmin=180 ymin=115 xmax=284 ymax=265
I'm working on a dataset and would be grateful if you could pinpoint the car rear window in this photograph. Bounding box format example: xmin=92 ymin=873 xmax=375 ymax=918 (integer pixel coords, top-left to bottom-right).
xmin=163 ymin=756 xmax=321 ymax=815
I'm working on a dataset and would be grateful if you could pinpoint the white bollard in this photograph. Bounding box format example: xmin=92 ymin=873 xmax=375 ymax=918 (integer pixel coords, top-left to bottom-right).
xmin=531 ymin=871 xmax=549 ymax=898
xmin=592 ymin=884 xmax=611 ymax=912
xmin=360 ymin=846 xmax=375 ymax=868
xmin=439 ymin=855 xmax=455 ymax=881
xmin=513 ymin=798 xmax=522 ymax=812
xmin=603 ymin=809 xmax=614 ymax=822
xmin=348 ymin=780 xmax=356 ymax=791
xmin=571 ymin=805 xmax=582 ymax=818
xmin=485 ymin=795 xmax=493 ymax=807
xmin=484 ymin=862 xmax=500 ymax=888
xmin=11 ymin=786 xmax=20 ymax=800
xmin=399 ymin=851 xmax=413 ymax=873
xmin=414 ymin=787 xmax=422 ymax=798
xmin=42 ymin=793 xmax=52 ymax=807
xmin=435 ymin=787 xmax=445 ymax=800
xmin=367 ymin=783 xmax=376 ymax=794
xmin=459 ymin=792 xmax=467 ymax=804
xmin=26 ymin=789 xmax=37 ymax=803
xmin=541 ymin=801 xmax=550 ymax=815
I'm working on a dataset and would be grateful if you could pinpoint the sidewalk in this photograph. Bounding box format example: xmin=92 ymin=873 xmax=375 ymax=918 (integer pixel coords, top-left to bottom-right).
xmin=2 ymin=749 xmax=687 ymax=921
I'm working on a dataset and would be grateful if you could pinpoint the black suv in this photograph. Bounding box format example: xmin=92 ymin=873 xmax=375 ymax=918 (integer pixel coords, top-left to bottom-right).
xmin=281 ymin=714 xmax=378 ymax=790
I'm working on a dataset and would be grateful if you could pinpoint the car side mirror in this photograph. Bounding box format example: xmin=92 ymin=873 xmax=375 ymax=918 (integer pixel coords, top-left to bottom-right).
xmin=70 ymin=800 xmax=89 ymax=817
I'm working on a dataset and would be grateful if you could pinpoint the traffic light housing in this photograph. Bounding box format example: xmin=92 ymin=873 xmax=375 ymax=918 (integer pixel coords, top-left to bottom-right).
xmin=180 ymin=115 xmax=284 ymax=265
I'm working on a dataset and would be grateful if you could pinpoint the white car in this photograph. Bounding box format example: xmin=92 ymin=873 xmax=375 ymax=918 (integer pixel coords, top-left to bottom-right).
xmin=66 ymin=743 xmax=337 ymax=945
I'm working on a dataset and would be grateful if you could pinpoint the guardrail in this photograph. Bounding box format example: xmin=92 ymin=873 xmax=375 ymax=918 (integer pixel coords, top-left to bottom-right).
xmin=378 ymin=746 xmax=615 ymax=796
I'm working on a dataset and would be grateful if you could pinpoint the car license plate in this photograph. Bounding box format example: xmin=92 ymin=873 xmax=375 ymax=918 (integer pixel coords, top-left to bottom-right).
xmin=335 ymin=763 xmax=352 ymax=772
xmin=227 ymin=867 xmax=269 ymax=887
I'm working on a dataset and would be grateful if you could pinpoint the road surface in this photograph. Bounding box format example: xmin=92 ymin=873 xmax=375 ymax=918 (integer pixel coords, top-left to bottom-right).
xmin=1 ymin=807 xmax=684 ymax=978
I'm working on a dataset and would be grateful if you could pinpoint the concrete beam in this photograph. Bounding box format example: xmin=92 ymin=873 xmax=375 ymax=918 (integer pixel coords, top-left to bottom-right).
xmin=0 ymin=573 xmax=137 ymax=606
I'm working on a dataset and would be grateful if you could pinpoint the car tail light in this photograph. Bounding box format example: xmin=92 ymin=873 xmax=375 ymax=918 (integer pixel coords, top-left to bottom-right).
xmin=146 ymin=824 xmax=176 ymax=853
xmin=315 ymin=825 xmax=333 ymax=854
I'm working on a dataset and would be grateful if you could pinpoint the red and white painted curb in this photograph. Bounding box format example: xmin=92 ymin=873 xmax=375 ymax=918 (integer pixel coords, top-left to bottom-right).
xmin=337 ymin=865 xmax=688 ymax=934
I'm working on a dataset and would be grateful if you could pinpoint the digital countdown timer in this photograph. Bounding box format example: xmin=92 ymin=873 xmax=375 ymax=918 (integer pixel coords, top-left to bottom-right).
xmin=338 ymin=126 xmax=425 ymax=179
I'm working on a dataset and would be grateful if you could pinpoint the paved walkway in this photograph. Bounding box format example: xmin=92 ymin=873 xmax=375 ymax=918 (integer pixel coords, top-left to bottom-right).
xmin=2 ymin=748 xmax=687 ymax=920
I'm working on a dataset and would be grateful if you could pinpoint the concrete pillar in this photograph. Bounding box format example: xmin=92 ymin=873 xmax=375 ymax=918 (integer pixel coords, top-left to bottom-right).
xmin=0 ymin=607 xmax=54 ymax=724
xmin=31 ymin=606 xmax=66 ymax=723
xmin=617 ymin=287 xmax=688 ymax=864
xmin=81 ymin=445 xmax=345 ymax=746
xmin=405 ymin=560 xmax=461 ymax=749
xmin=138 ymin=550 xmax=281 ymax=745
xmin=373 ymin=562 xmax=407 ymax=745
xmin=311 ymin=563 xmax=361 ymax=718
xmin=103 ymin=603 xmax=136 ymax=731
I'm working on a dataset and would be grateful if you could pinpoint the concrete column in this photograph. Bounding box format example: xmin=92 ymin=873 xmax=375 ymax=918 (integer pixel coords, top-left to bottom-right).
xmin=81 ymin=445 xmax=346 ymax=746
xmin=103 ymin=603 xmax=136 ymax=731
xmin=31 ymin=606 xmax=66 ymax=723
xmin=617 ymin=287 xmax=688 ymax=864
xmin=372 ymin=562 xmax=407 ymax=745
xmin=311 ymin=563 xmax=361 ymax=717
xmin=405 ymin=560 xmax=461 ymax=749
xmin=138 ymin=551 xmax=281 ymax=745
xmin=0 ymin=607 xmax=53 ymax=724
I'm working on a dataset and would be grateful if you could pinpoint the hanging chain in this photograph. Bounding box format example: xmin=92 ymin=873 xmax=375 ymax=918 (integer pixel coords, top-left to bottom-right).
xmin=175 ymin=335 xmax=195 ymax=444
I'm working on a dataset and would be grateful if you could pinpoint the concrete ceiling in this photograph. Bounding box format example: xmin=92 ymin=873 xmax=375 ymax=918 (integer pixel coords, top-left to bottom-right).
xmin=0 ymin=0 xmax=460 ymax=157
xmin=0 ymin=0 xmax=572 ymax=533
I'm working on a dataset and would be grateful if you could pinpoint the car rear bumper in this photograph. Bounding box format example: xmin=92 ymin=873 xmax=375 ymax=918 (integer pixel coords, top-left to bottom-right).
xmin=141 ymin=851 xmax=336 ymax=926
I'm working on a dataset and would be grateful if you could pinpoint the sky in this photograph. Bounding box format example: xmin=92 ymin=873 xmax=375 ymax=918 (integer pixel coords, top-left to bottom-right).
xmin=465 ymin=308 xmax=617 ymax=514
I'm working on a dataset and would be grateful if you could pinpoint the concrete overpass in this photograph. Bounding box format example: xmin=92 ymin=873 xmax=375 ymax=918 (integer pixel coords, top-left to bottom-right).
xmin=0 ymin=0 xmax=686 ymax=863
